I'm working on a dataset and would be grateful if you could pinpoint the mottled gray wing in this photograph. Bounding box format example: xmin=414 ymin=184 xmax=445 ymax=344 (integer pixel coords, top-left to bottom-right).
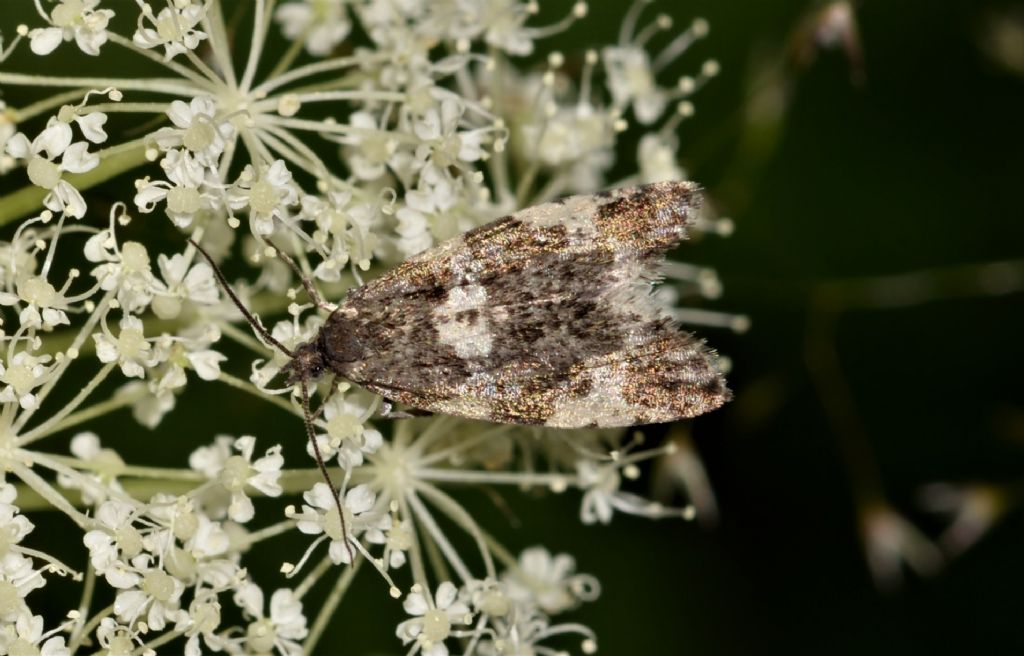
xmin=328 ymin=181 xmax=729 ymax=427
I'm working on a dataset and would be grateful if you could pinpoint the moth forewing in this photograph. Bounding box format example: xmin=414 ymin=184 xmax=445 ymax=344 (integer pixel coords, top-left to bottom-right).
xmin=317 ymin=180 xmax=729 ymax=427
xmin=192 ymin=180 xmax=729 ymax=558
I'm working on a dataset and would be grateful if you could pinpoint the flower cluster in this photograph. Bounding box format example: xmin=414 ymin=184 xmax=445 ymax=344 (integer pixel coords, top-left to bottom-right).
xmin=0 ymin=0 xmax=738 ymax=653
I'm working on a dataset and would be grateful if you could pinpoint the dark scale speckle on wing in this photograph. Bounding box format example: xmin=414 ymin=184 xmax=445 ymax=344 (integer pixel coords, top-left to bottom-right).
xmin=325 ymin=181 xmax=729 ymax=428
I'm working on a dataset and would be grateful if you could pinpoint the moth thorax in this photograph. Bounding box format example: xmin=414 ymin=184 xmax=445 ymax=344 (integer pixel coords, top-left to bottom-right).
xmin=282 ymin=341 xmax=327 ymax=385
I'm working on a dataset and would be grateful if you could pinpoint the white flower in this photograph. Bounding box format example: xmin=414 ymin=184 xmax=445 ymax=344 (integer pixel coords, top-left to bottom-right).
xmin=0 ymin=552 xmax=48 ymax=622
xmin=0 ymin=102 xmax=17 ymax=174
xmin=86 ymin=237 xmax=156 ymax=313
xmin=0 ymin=613 xmax=70 ymax=656
xmin=0 ymin=351 xmax=55 ymax=410
xmin=577 ymin=460 xmax=620 ymax=524
xmin=228 ymin=161 xmax=299 ymax=236
xmin=638 ymin=132 xmax=685 ymax=183
xmin=293 ymin=483 xmax=377 ymax=565
xmin=5 ymin=118 xmax=99 ymax=218
xmin=134 ymin=149 xmax=216 ymax=228
xmin=0 ymin=275 xmax=70 ymax=330
xmin=94 ymin=618 xmax=139 ymax=656
xmin=233 ymin=583 xmax=308 ymax=656
xmin=151 ymin=98 xmax=233 ymax=168
xmin=94 ymin=314 xmax=159 ymax=378
xmin=474 ymin=0 xmax=538 ymax=56
xmin=412 ymin=98 xmax=487 ymax=170
xmin=603 ymin=46 xmax=667 ymax=124
xmin=309 ymin=397 xmax=383 ymax=469
xmin=56 ymin=432 xmax=127 ymax=506
xmin=28 ymin=0 xmax=115 ymax=56
xmin=189 ymin=435 xmax=284 ymax=523
xmin=112 ymin=556 xmax=186 ymax=631
xmin=503 ymin=547 xmax=597 ymax=614
xmin=365 ymin=516 xmax=411 ymax=570
xmin=183 ymin=593 xmax=224 ymax=656
xmin=133 ymin=1 xmax=207 ymax=60
xmin=0 ymin=494 xmax=35 ymax=556
xmin=275 ymin=0 xmax=352 ymax=57
xmin=338 ymin=111 xmax=395 ymax=181
xmin=301 ymin=191 xmax=380 ymax=278
xmin=83 ymin=499 xmax=144 ymax=588
xmin=396 ymin=581 xmax=473 ymax=656
xmin=150 ymin=248 xmax=220 ymax=319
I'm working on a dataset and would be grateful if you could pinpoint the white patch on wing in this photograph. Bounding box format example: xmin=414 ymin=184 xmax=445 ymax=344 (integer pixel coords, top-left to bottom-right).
xmin=434 ymin=284 xmax=493 ymax=358
xmin=519 ymin=195 xmax=600 ymax=250
xmin=546 ymin=366 xmax=653 ymax=428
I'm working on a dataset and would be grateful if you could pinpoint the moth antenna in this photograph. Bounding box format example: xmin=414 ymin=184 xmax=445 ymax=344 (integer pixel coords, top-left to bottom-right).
xmin=300 ymin=381 xmax=356 ymax=566
xmin=260 ymin=237 xmax=330 ymax=310
xmin=187 ymin=237 xmax=296 ymax=358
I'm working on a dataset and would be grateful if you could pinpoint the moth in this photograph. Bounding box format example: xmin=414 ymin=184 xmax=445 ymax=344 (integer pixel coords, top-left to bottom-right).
xmin=192 ymin=180 xmax=730 ymax=548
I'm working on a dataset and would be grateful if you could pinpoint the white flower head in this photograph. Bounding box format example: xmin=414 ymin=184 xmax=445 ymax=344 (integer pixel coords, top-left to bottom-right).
xmin=150 ymin=248 xmax=220 ymax=319
xmin=0 ymin=613 xmax=71 ymax=656
xmin=228 ymin=160 xmax=299 ymax=236
xmin=0 ymin=274 xmax=72 ymax=331
xmin=94 ymin=314 xmax=160 ymax=378
xmin=112 ymin=555 xmax=186 ymax=631
xmin=275 ymin=0 xmax=352 ymax=57
xmin=0 ymin=351 xmax=55 ymax=410
xmin=5 ymin=118 xmax=99 ymax=218
xmin=133 ymin=1 xmax=208 ymax=60
xmin=86 ymin=235 xmax=157 ymax=314
xmin=151 ymin=98 xmax=234 ymax=168
xmin=189 ymin=435 xmax=284 ymax=523
xmin=503 ymin=547 xmax=599 ymax=615
xmin=603 ymin=45 xmax=667 ymax=124
xmin=57 ymin=432 xmax=127 ymax=506
xmin=292 ymin=482 xmax=378 ymax=565
xmin=309 ymin=396 xmax=383 ymax=469
xmin=396 ymin=581 xmax=473 ymax=656
xmin=135 ymin=149 xmax=219 ymax=229
xmin=0 ymin=551 xmax=49 ymax=622
xmin=233 ymin=583 xmax=308 ymax=656
xmin=28 ymin=0 xmax=115 ymax=56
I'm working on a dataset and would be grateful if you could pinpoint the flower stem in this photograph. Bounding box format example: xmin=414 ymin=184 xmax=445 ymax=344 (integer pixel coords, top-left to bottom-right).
xmin=18 ymin=362 xmax=116 ymax=446
xmin=67 ymin=603 xmax=113 ymax=655
xmin=302 ymin=557 xmax=363 ymax=655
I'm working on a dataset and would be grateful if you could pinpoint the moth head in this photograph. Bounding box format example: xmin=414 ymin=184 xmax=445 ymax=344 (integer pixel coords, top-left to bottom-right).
xmin=281 ymin=341 xmax=327 ymax=385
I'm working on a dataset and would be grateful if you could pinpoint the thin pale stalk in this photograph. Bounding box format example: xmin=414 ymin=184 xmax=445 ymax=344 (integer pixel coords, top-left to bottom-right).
xmin=11 ymin=461 xmax=94 ymax=528
xmin=406 ymin=491 xmax=475 ymax=583
xmin=67 ymin=603 xmax=113 ymax=655
xmin=239 ymin=0 xmax=269 ymax=92
xmin=106 ymin=32 xmax=217 ymax=90
xmin=68 ymin=564 xmax=97 ymax=654
xmin=416 ymin=467 xmax=572 ymax=488
xmin=217 ymin=370 xmax=301 ymax=417
xmin=133 ymin=628 xmax=185 ymax=655
xmin=18 ymin=386 xmax=140 ymax=446
xmin=302 ymin=558 xmax=363 ymax=655
xmin=18 ymin=362 xmax=116 ymax=446
xmin=0 ymin=71 xmax=200 ymax=96
xmin=415 ymin=482 xmax=497 ymax=579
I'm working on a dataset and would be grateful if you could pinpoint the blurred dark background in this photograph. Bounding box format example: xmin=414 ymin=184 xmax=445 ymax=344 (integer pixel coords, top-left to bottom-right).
xmin=518 ymin=0 xmax=1024 ymax=654
xmin=4 ymin=0 xmax=1024 ymax=654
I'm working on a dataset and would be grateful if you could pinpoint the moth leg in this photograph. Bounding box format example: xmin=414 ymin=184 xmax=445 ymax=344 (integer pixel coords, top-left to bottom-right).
xmin=379 ymin=399 xmax=434 ymax=420
xmin=261 ymin=237 xmax=332 ymax=311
